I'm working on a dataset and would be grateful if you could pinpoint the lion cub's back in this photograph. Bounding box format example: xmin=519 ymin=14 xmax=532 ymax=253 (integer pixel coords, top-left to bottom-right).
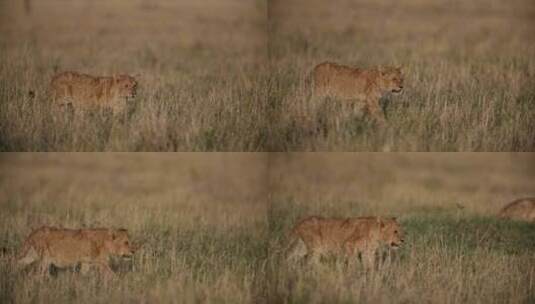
xmin=499 ymin=198 xmax=535 ymax=222
xmin=50 ymin=71 xmax=100 ymax=103
xmin=47 ymin=234 xmax=97 ymax=264
xmin=293 ymin=216 xmax=377 ymax=245
xmin=312 ymin=62 xmax=367 ymax=99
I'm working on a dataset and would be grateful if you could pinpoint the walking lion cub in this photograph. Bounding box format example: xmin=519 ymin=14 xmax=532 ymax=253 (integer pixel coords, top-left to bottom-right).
xmin=286 ymin=216 xmax=404 ymax=269
xmin=18 ymin=226 xmax=138 ymax=277
xmin=311 ymin=62 xmax=404 ymax=124
xmin=49 ymin=71 xmax=138 ymax=115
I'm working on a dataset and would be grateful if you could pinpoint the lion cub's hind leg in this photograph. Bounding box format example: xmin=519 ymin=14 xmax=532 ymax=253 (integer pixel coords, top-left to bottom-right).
xmin=364 ymin=98 xmax=387 ymax=125
xmin=38 ymin=257 xmax=53 ymax=276
xmin=303 ymin=246 xmax=325 ymax=267
xmin=18 ymin=246 xmax=39 ymax=266
xmin=286 ymin=237 xmax=308 ymax=265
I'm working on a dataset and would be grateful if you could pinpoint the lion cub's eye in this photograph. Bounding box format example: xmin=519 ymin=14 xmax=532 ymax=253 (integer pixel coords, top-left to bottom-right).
xmin=394 ymin=230 xmax=398 ymax=234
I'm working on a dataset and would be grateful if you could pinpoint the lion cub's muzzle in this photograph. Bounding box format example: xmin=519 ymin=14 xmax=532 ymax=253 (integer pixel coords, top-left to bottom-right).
xmin=390 ymin=238 xmax=405 ymax=248
xmin=392 ymin=86 xmax=403 ymax=93
xmin=123 ymin=243 xmax=140 ymax=257
xmin=121 ymin=250 xmax=136 ymax=258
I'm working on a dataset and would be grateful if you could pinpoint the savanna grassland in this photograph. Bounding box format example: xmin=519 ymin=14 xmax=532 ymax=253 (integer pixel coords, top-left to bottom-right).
xmin=268 ymin=0 xmax=535 ymax=151
xmin=267 ymin=153 xmax=535 ymax=303
xmin=1 ymin=154 xmax=534 ymax=303
xmin=2 ymin=0 xmax=534 ymax=152
xmin=0 ymin=0 xmax=268 ymax=151
xmin=0 ymin=154 xmax=268 ymax=303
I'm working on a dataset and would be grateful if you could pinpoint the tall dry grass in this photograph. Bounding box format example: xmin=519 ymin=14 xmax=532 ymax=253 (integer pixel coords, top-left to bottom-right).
xmin=1 ymin=153 xmax=534 ymax=303
xmin=267 ymin=153 xmax=535 ymax=303
xmin=268 ymin=0 xmax=535 ymax=151
xmin=0 ymin=0 xmax=269 ymax=151
xmin=0 ymin=153 xmax=268 ymax=303
xmin=1 ymin=0 xmax=534 ymax=151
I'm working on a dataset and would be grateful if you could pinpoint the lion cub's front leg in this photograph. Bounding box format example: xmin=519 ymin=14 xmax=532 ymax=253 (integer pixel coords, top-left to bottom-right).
xmin=80 ymin=263 xmax=92 ymax=275
xmin=360 ymin=249 xmax=377 ymax=271
xmin=345 ymin=239 xmax=378 ymax=271
xmin=95 ymin=261 xmax=116 ymax=278
xmin=365 ymin=96 xmax=386 ymax=125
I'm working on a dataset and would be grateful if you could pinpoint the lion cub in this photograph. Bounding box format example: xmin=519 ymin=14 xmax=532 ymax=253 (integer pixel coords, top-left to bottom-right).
xmin=50 ymin=71 xmax=138 ymax=115
xmin=311 ymin=62 xmax=404 ymax=124
xmin=18 ymin=226 xmax=138 ymax=277
xmin=286 ymin=216 xmax=404 ymax=269
xmin=499 ymin=197 xmax=535 ymax=222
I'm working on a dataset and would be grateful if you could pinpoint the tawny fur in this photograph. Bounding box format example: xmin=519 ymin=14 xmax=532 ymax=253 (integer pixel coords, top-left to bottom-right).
xmin=286 ymin=216 xmax=404 ymax=269
xmin=499 ymin=198 xmax=535 ymax=222
xmin=50 ymin=71 xmax=137 ymax=115
xmin=311 ymin=62 xmax=404 ymax=124
xmin=18 ymin=226 xmax=138 ymax=277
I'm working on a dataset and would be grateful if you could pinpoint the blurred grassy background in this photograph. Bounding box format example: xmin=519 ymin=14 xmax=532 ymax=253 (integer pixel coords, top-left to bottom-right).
xmin=268 ymin=0 xmax=535 ymax=151
xmin=269 ymin=153 xmax=535 ymax=215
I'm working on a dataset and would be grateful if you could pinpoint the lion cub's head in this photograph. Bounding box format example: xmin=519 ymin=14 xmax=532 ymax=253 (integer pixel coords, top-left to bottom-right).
xmin=113 ymin=75 xmax=138 ymax=99
xmin=379 ymin=217 xmax=404 ymax=249
xmin=105 ymin=229 xmax=138 ymax=258
xmin=378 ymin=67 xmax=404 ymax=94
